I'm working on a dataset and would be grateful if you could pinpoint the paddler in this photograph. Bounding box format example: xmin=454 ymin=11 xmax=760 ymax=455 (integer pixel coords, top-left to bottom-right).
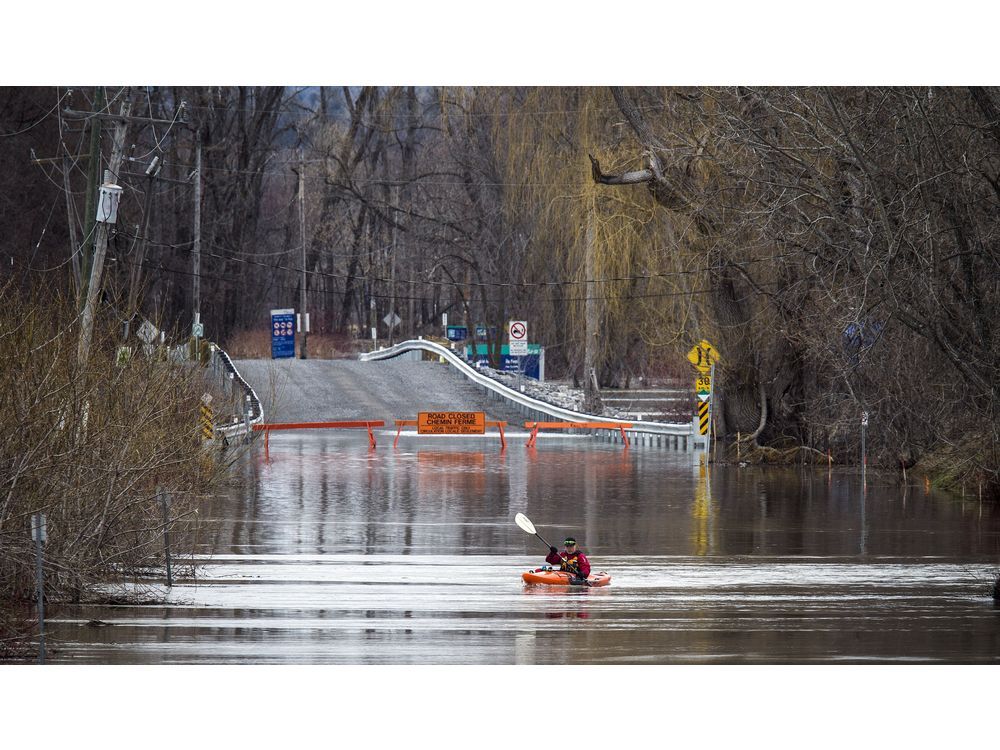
xmin=546 ymin=537 xmax=591 ymax=581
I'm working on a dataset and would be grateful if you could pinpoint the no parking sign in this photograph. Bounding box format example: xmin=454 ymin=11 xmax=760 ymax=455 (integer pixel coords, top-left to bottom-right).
xmin=509 ymin=320 xmax=528 ymax=356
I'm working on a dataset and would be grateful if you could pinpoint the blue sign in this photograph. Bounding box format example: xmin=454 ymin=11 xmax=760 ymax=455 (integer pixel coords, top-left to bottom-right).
xmin=271 ymin=308 xmax=295 ymax=359
xmin=446 ymin=326 xmax=468 ymax=341
xmin=465 ymin=344 xmax=541 ymax=379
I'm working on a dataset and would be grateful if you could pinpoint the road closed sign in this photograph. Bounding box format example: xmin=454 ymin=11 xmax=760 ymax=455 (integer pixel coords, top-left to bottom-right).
xmin=509 ymin=320 xmax=528 ymax=356
xmin=418 ymin=411 xmax=486 ymax=434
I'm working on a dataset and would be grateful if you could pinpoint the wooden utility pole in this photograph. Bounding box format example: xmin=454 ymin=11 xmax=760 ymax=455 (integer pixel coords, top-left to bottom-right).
xmin=584 ymin=198 xmax=603 ymax=414
xmin=125 ymin=154 xmax=161 ymax=326
xmin=192 ymin=135 xmax=202 ymax=332
xmin=298 ymin=147 xmax=308 ymax=359
xmin=77 ymin=89 xmax=133 ymax=366
xmin=62 ymin=150 xmax=82 ymax=297
xmin=389 ymin=184 xmax=398 ymax=346
xmin=80 ymin=86 xmax=105 ymax=286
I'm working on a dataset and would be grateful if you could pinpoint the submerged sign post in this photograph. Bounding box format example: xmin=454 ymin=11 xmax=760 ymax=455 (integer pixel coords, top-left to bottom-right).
xmin=271 ymin=309 xmax=295 ymax=359
xmin=687 ymin=339 xmax=720 ymax=444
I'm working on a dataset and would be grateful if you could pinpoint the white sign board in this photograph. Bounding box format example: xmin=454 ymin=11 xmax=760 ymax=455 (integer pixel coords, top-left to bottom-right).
xmin=136 ymin=319 xmax=159 ymax=344
xmin=383 ymin=312 xmax=401 ymax=329
xmin=509 ymin=320 xmax=528 ymax=356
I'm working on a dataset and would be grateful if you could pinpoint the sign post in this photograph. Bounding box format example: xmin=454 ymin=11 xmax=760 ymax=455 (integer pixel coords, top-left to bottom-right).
xmin=861 ymin=411 xmax=869 ymax=488
xmin=31 ymin=513 xmax=47 ymax=664
xmin=687 ymin=339 xmax=720 ymax=457
xmin=271 ymin=308 xmax=295 ymax=359
xmin=158 ymin=488 xmax=173 ymax=588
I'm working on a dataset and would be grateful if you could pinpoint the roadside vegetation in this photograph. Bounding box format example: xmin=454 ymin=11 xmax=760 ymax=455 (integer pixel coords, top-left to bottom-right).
xmin=0 ymin=278 xmax=225 ymax=658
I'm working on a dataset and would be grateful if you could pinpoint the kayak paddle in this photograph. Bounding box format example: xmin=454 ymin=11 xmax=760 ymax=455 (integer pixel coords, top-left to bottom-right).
xmin=515 ymin=512 xmax=554 ymax=551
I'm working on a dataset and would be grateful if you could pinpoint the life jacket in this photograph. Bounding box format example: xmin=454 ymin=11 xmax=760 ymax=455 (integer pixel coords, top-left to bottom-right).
xmin=560 ymin=551 xmax=582 ymax=576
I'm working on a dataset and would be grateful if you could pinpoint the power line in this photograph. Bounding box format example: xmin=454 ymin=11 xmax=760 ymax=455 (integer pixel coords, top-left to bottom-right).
xmin=116 ymin=228 xmax=800 ymax=291
xmin=104 ymin=254 xmax=730 ymax=306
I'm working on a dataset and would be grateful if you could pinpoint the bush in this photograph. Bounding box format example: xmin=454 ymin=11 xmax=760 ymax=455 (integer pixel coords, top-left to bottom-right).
xmin=0 ymin=278 xmax=225 ymax=652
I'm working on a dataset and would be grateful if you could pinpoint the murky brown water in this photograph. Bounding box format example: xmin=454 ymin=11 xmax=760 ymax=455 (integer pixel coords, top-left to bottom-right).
xmin=46 ymin=432 xmax=1000 ymax=663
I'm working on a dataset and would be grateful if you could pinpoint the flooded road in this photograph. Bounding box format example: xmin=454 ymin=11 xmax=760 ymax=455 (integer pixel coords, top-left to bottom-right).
xmin=48 ymin=433 xmax=1000 ymax=664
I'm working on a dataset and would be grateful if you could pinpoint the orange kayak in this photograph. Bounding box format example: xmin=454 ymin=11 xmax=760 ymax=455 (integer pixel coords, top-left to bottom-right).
xmin=522 ymin=568 xmax=611 ymax=587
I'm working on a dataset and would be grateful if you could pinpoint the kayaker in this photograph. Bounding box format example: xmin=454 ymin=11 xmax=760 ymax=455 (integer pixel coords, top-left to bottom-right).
xmin=545 ymin=537 xmax=591 ymax=580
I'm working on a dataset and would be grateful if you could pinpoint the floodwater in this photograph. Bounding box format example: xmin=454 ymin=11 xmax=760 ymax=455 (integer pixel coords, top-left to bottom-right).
xmin=47 ymin=432 xmax=1000 ymax=664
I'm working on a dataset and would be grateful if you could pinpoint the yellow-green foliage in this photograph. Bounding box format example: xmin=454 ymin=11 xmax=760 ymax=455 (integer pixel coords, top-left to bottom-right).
xmin=480 ymin=87 xmax=707 ymax=371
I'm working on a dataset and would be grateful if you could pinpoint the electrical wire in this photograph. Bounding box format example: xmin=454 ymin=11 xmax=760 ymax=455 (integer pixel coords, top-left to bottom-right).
xmin=0 ymin=89 xmax=71 ymax=137
xmin=105 ymin=253 xmax=734 ymax=306
xmin=118 ymin=229 xmax=801 ymax=290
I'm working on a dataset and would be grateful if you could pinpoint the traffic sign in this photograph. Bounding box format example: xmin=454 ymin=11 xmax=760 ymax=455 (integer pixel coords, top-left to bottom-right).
xmin=696 ymin=374 xmax=711 ymax=401
xmin=271 ymin=308 xmax=295 ymax=359
xmin=383 ymin=312 xmax=401 ymax=329
xmin=136 ymin=319 xmax=159 ymax=344
xmin=192 ymin=322 xmax=204 ymax=338
xmin=418 ymin=411 xmax=486 ymax=435
xmin=698 ymin=400 xmax=710 ymax=435
xmin=687 ymin=339 xmax=720 ymax=372
xmin=509 ymin=320 xmax=528 ymax=356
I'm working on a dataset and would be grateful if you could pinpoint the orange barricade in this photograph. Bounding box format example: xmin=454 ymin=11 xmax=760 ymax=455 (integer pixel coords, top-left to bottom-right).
xmin=394 ymin=419 xmax=507 ymax=451
xmin=523 ymin=421 xmax=632 ymax=449
xmin=253 ymin=420 xmax=385 ymax=457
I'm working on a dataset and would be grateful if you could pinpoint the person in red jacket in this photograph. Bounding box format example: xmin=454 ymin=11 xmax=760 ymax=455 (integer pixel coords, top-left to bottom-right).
xmin=545 ymin=537 xmax=591 ymax=581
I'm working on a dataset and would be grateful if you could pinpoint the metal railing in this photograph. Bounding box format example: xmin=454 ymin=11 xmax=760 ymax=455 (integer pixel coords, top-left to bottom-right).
xmin=360 ymin=339 xmax=703 ymax=450
xmin=210 ymin=344 xmax=265 ymax=441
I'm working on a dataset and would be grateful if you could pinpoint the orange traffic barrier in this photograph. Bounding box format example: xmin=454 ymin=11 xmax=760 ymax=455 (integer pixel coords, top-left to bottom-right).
xmin=523 ymin=421 xmax=633 ymax=449
xmin=253 ymin=420 xmax=385 ymax=455
xmin=394 ymin=419 xmax=507 ymax=451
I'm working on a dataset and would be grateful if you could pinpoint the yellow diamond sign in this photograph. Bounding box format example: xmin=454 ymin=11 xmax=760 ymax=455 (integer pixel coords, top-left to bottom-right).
xmin=687 ymin=339 xmax=720 ymax=373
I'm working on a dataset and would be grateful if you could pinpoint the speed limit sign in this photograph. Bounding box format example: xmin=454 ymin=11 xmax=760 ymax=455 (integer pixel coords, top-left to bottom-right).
xmin=509 ymin=320 xmax=528 ymax=355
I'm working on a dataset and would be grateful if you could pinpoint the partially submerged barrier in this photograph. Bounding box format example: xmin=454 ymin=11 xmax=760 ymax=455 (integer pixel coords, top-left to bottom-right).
xmin=253 ymin=420 xmax=384 ymax=459
xmin=524 ymin=421 xmax=632 ymax=449
xmin=393 ymin=419 xmax=508 ymax=450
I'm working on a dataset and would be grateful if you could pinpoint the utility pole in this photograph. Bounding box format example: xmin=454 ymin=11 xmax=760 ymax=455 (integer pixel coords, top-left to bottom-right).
xmin=389 ymin=184 xmax=398 ymax=346
xmin=56 ymin=95 xmax=82 ymax=297
xmin=125 ymin=153 xmax=161 ymax=328
xmin=80 ymin=86 xmax=105 ymax=287
xmin=192 ymin=134 xmax=202 ymax=340
xmin=298 ymin=147 xmax=308 ymax=359
xmin=583 ymin=197 xmax=603 ymax=414
xmin=77 ymin=89 xmax=133 ymax=366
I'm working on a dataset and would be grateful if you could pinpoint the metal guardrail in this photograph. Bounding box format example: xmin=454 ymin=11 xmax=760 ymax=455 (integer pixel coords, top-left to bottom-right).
xmin=360 ymin=339 xmax=702 ymax=450
xmin=209 ymin=344 xmax=265 ymax=441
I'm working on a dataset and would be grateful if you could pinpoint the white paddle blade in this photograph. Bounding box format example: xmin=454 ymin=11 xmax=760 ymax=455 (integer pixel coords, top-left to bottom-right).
xmin=514 ymin=513 xmax=536 ymax=535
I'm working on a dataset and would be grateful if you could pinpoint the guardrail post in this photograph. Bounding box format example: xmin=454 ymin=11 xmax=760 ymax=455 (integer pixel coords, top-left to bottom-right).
xmin=158 ymin=487 xmax=173 ymax=587
xmin=243 ymin=395 xmax=252 ymax=444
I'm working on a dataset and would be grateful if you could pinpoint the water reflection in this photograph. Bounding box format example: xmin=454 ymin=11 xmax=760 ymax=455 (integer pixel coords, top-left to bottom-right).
xmin=45 ymin=433 xmax=1000 ymax=664
xmin=692 ymin=455 xmax=712 ymax=556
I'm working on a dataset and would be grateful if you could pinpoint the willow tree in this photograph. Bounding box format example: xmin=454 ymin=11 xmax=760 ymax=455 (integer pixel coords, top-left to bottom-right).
xmin=491 ymin=87 xmax=700 ymax=405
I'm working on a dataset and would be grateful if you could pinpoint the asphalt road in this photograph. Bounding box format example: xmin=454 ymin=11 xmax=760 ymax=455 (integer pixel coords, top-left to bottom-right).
xmin=232 ymin=357 xmax=525 ymax=424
